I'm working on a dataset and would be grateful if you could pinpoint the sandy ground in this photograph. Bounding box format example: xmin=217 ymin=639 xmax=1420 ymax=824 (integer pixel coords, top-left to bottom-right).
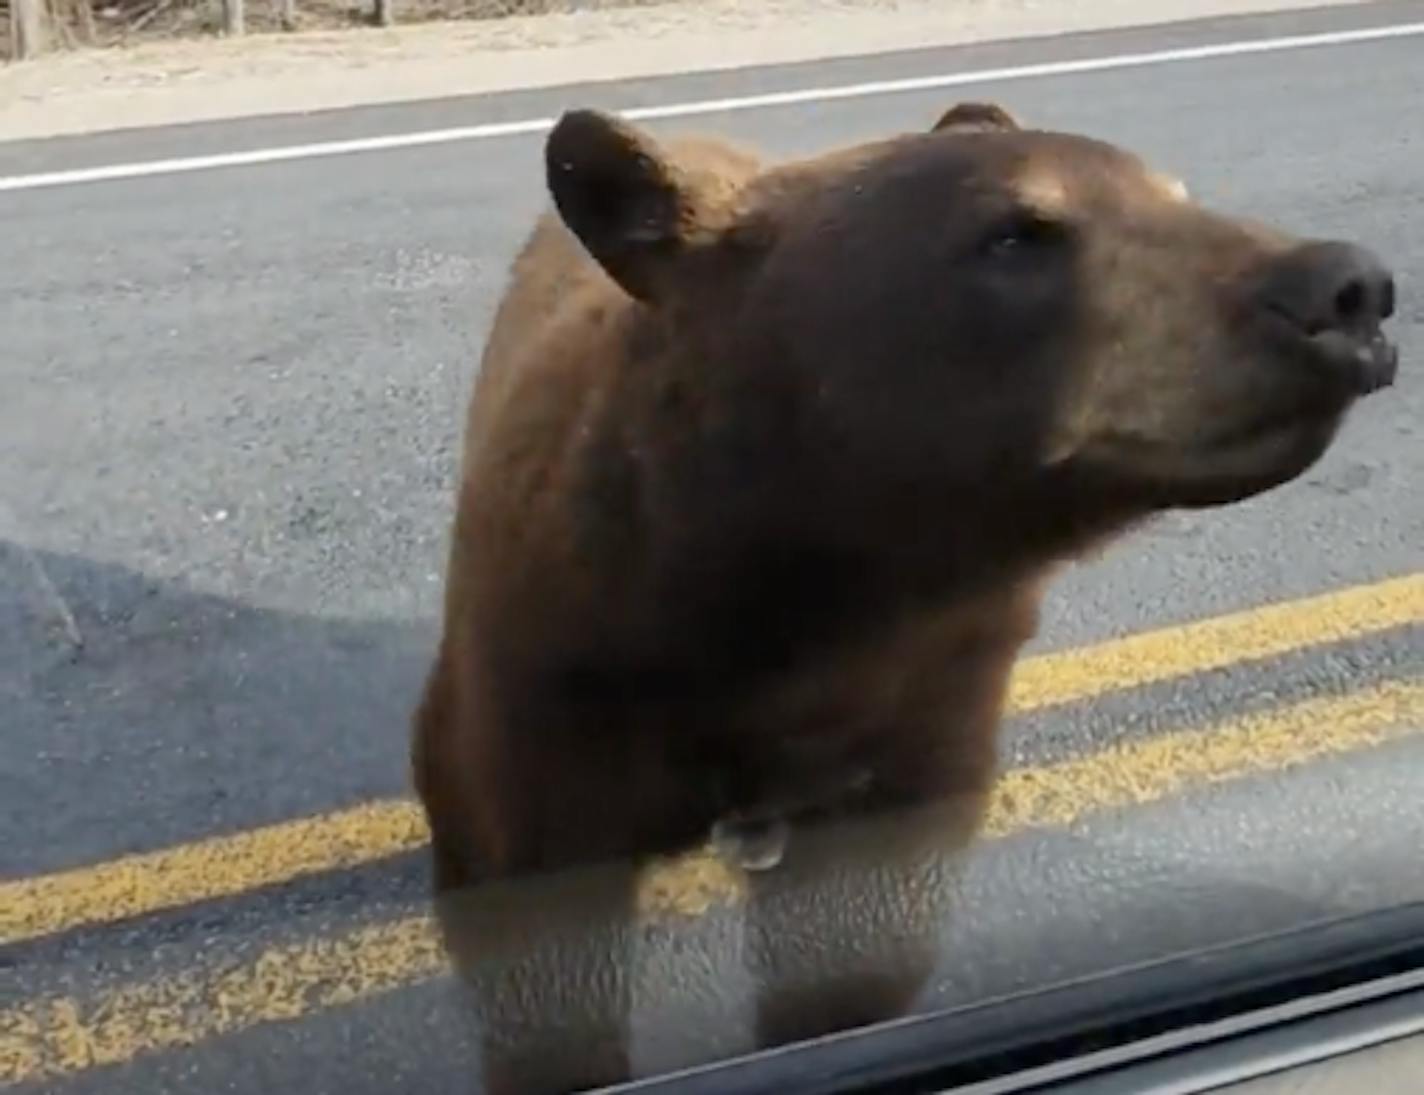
xmin=0 ymin=0 xmax=1380 ymax=142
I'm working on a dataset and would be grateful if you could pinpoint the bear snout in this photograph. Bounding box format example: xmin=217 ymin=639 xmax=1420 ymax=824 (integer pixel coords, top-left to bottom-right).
xmin=1253 ymin=240 xmax=1400 ymax=397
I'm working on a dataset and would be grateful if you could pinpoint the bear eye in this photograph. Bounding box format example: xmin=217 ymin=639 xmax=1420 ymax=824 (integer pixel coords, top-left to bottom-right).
xmin=980 ymin=211 xmax=1068 ymax=258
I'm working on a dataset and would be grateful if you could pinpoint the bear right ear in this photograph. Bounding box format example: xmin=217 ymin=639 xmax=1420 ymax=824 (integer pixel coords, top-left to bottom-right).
xmin=932 ymin=101 xmax=1022 ymax=134
xmin=545 ymin=109 xmax=691 ymax=303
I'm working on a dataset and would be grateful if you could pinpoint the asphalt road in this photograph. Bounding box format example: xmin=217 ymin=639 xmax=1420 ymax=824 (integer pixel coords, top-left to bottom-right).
xmin=1 ymin=3 xmax=1422 ymax=1092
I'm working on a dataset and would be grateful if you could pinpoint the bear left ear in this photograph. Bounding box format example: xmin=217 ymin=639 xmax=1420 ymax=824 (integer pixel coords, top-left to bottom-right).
xmin=932 ymin=101 xmax=1022 ymax=134
xmin=545 ymin=109 xmax=692 ymax=303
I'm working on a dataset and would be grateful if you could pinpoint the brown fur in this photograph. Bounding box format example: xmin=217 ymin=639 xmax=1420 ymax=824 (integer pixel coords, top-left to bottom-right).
xmin=413 ymin=101 xmax=1397 ymax=1091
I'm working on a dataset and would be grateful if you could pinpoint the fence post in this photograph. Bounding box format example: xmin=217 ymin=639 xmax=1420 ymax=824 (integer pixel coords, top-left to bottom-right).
xmin=10 ymin=0 xmax=48 ymax=59
xmin=373 ymin=0 xmax=391 ymax=26
xmin=223 ymin=0 xmax=244 ymax=35
xmin=277 ymin=0 xmax=295 ymax=29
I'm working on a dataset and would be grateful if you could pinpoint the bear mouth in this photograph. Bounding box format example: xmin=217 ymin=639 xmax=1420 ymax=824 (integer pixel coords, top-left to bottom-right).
xmin=1060 ymin=319 xmax=1399 ymax=508
xmin=1075 ymin=401 xmax=1350 ymax=510
xmin=1205 ymin=395 xmax=1344 ymax=454
xmin=1261 ymin=312 xmax=1400 ymax=398
xmin=1161 ymin=418 xmax=1344 ymax=508
xmin=1310 ymin=328 xmax=1400 ymax=395
xmin=1203 ymin=408 xmax=1343 ymax=467
xmin=1183 ymin=321 xmax=1401 ymax=481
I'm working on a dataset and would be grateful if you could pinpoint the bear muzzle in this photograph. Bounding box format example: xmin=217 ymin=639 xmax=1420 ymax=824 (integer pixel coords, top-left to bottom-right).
xmin=1253 ymin=239 xmax=1400 ymax=398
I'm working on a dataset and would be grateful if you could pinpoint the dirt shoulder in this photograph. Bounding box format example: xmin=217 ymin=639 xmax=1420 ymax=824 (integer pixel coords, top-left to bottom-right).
xmin=0 ymin=0 xmax=1375 ymax=143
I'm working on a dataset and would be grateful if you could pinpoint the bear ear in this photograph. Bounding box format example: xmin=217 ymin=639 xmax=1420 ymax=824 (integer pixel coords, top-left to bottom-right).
xmin=932 ymin=101 xmax=1022 ymax=134
xmin=545 ymin=109 xmax=692 ymax=302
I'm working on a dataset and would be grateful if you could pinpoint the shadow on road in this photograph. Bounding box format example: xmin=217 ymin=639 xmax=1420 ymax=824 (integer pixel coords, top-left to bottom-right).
xmin=0 ymin=540 xmax=434 ymax=878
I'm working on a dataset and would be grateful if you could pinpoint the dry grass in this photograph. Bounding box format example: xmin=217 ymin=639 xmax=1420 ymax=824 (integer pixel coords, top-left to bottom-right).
xmin=1 ymin=0 xmax=676 ymax=56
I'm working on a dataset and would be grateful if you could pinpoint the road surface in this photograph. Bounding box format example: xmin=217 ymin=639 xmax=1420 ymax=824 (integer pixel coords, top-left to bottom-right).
xmin=1 ymin=2 xmax=1421 ymax=1091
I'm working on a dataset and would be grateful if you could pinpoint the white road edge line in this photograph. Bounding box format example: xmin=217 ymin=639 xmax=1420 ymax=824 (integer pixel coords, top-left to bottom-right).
xmin=3 ymin=19 xmax=1423 ymax=193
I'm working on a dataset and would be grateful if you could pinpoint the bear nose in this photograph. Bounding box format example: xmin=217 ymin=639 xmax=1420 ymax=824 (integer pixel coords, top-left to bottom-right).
xmin=1259 ymin=240 xmax=1396 ymax=335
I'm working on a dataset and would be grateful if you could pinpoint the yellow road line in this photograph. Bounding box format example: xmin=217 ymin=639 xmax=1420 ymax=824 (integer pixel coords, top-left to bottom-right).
xmin=0 ymin=918 xmax=447 ymax=1084
xmin=1005 ymin=571 xmax=1424 ymax=711
xmin=985 ymin=675 xmax=1424 ymax=835
xmin=2 ymin=572 xmax=1420 ymax=948
xmin=0 ymin=800 xmax=431 ymax=949
xmin=4 ymin=677 xmax=1422 ymax=1085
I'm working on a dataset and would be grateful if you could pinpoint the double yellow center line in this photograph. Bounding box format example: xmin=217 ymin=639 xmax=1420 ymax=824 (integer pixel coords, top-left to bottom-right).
xmin=1 ymin=573 xmax=1421 ymax=1086
xmin=5 ymin=680 xmax=1423 ymax=1085
xmin=3 ymin=572 xmax=1422 ymax=949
